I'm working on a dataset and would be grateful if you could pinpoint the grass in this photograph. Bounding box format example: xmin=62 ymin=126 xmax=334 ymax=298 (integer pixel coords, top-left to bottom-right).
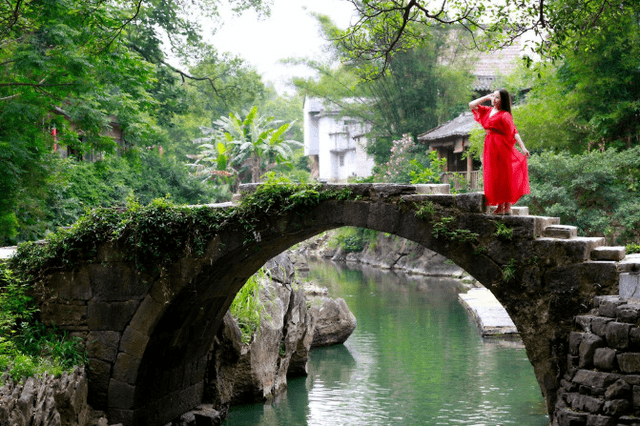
xmin=230 ymin=269 xmax=266 ymax=344
xmin=0 ymin=265 xmax=86 ymax=383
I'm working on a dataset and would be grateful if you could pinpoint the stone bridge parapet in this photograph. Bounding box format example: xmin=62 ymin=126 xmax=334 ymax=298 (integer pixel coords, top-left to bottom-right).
xmin=2 ymin=183 xmax=635 ymax=425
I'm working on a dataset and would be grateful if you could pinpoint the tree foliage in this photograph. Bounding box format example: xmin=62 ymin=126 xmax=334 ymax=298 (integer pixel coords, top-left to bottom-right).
xmin=294 ymin=18 xmax=474 ymax=164
xmin=191 ymin=106 xmax=302 ymax=186
xmin=335 ymin=0 xmax=639 ymax=78
xmin=523 ymin=147 xmax=640 ymax=245
xmin=0 ymin=0 xmax=269 ymax=240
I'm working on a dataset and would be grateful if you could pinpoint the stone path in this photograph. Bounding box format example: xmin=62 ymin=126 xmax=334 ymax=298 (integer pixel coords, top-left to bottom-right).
xmin=458 ymin=287 xmax=518 ymax=337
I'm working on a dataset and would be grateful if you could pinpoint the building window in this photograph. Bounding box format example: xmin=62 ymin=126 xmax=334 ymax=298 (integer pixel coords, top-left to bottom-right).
xmin=339 ymin=155 xmax=345 ymax=166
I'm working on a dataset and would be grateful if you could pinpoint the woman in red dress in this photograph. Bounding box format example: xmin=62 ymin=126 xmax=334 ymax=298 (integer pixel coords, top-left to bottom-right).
xmin=469 ymin=89 xmax=530 ymax=214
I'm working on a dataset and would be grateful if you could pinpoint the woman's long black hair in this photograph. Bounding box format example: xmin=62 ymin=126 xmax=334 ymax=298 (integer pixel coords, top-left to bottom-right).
xmin=498 ymin=88 xmax=512 ymax=113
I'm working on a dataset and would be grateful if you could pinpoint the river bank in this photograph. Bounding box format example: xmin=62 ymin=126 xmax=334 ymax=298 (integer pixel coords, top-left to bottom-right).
xmin=291 ymin=230 xmax=518 ymax=337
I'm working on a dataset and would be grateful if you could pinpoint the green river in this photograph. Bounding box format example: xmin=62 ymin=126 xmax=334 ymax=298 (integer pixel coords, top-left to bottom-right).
xmin=222 ymin=260 xmax=549 ymax=426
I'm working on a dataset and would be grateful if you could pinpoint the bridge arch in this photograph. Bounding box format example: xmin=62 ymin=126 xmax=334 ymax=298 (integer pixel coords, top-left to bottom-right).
xmin=33 ymin=183 xmax=621 ymax=425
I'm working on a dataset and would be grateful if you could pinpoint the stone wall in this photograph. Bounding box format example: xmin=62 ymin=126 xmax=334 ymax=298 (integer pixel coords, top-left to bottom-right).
xmin=556 ymin=295 xmax=640 ymax=425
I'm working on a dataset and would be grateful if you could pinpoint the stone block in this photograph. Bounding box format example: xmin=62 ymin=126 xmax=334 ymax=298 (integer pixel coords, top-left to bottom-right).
xmin=455 ymin=192 xmax=484 ymax=213
xmin=118 ymin=327 xmax=149 ymax=360
xmin=592 ymin=317 xmax=613 ymax=338
xmin=544 ymin=225 xmax=578 ymax=239
xmin=87 ymin=358 xmax=111 ymax=409
xmin=86 ymin=331 xmax=121 ymax=362
xmin=570 ymin=332 xmax=585 ymax=355
xmin=630 ymin=327 xmax=640 ymax=350
xmin=415 ymin=184 xmax=450 ymax=194
xmin=586 ymin=414 xmax=615 ymax=426
xmin=87 ymin=300 xmax=140 ymax=332
xmin=112 ymin=352 xmax=140 ymax=385
xmin=633 ymin=385 xmax=640 ymax=409
xmin=129 ymin=295 xmax=165 ymax=336
xmin=556 ymin=408 xmax=587 ymax=426
xmin=602 ymin=399 xmax=629 ymax=416
xmin=605 ymin=379 xmax=631 ymax=399
xmin=47 ymin=269 xmax=92 ymax=300
xmin=579 ymin=334 xmax=604 ymax=368
xmin=598 ymin=296 xmax=624 ymax=317
xmin=88 ymin=263 xmax=148 ymax=301
xmin=605 ymin=322 xmax=631 ymax=349
xmin=594 ymin=348 xmax=617 ymax=371
xmin=576 ymin=316 xmax=594 ymax=332
xmin=591 ymin=246 xmax=625 ymax=261
xmin=620 ymin=273 xmax=640 ymax=300
xmin=617 ymin=303 xmax=640 ymax=323
xmin=572 ymin=370 xmax=621 ymax=389
xmin=571 ymin=394 xmax=604 ymax=413
xmin=618 ymin=353 xmax=640 ymax=373
xmin=370 ymin=183 xmax=415 ymax=199
xmin=40 ymin=302 xmax=87 ymax=329
xmin=108 ymin=379 xmax=135 ymax=410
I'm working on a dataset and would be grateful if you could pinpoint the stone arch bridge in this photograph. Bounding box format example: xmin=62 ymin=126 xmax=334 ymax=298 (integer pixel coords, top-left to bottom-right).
xmin=19 ymin=183 xmax=635 ymax=425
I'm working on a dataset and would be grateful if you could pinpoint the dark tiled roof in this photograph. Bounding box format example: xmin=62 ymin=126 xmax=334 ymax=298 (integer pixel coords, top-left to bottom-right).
xmin=417 ymin=112 xmax=479 ymax=141
xmin=472 ymin=40 xmax=525 ymax=91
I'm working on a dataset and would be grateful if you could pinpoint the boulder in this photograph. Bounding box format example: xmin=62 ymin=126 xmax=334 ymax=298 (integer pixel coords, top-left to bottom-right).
xmin=308 ymin=297 xmax=357 ymax=348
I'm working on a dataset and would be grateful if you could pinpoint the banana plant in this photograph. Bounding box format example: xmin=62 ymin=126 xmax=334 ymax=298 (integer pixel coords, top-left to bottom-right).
xmin=193 ymin=106 xmax=301 ymax=184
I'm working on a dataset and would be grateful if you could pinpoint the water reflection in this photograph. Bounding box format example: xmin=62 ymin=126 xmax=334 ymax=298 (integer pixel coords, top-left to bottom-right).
xmin=223 ymin=260 xmax=548 ymax=426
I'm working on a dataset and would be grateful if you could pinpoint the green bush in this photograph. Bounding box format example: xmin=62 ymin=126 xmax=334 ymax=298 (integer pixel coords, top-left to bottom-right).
xmin=0 ymin=265 xmax=86 ymax=382
xmin=523 ymin=147 xmax=640 ymax=245
xmin=230 ymin=270 xmax=266 ymax=344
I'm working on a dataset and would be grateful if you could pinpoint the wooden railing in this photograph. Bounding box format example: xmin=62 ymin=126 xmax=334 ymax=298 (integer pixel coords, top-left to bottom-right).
xmin=441 ymin=171 xmax=481 ymax=191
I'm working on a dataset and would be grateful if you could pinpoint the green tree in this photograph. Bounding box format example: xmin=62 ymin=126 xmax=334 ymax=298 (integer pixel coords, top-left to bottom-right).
xmin=336 ymin=0 xmax=637 ymax=77
xmin=294 ymin=19 xmax=474 ymax=164
xmin=0 ymin=0 xmax=269 ymax=240
xmin=192 ymin=106 xmax=302 ymax=185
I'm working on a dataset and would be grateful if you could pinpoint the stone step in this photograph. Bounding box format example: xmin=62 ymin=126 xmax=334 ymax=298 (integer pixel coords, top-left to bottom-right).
xmin=617 ymin=253 xmax=640 ymax=273
xmin=414 ymin=184 xmax=451 ymax=195
xmin=486 ymin=205 xmax=529 ymax=215
xmin=543 ymin=225 xmax=578 ymax=239
xmin=591 ymin=246 xmax=626 ymax=261
xmin=533 ymin=236 xmax=605 ymax=262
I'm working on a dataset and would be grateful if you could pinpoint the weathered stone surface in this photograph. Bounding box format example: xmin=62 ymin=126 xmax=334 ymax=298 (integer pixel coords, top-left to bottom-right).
xmin=618 ymin=353 xmax=640 ymax=373
xmin=597 ymin=297 xmax=624 ymax=318
xmin=585 ymin=414 xmax=615 ymax=426
xmin=572 ymin=370 xmax=621 ymax=389
xmin=576 ymin=316 xmax=594 ymax=332
xmin=591 ymin=246 xmax=625 ymax=261
xmin=630 ymin=327 xmax=640 ymax=350
xmin=592 ymin=317 xmax=613 ymax=339
xmin=580 ymin=334 xmax=604 ymax=368
xmin=556 ymin=408 xmax=587 ymax=425
xmin=603 ymin=399 xmax=629 ymax=416
xmin=617 ymin=304 xmax=640 ymax=323
xmin=0 ymin=367 xmax=97 ymax=426
xmin=594 ymin=348 xmax=617 ymax=371
xmin=87 ymin=300 xmax=139 ymax=332
xmin=620 ymin=273 xmax=640 ymax=299
xmin=309 ymin=297 xmax=357 ymax=348
xmin=604 ymin=379 xmax=631 ymax=400
xmin=605 ymin=322 xmax=631 ymax=349
xmin=570 ymin=332 xmax=585 ymax=355
xmin=570 ymin=393 xmax=603 ymax=413
xmin=87 ymin=331 xmax=121 ymax=363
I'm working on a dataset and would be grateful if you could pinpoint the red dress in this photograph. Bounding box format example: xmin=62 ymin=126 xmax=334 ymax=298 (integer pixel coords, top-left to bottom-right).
xmin=473 ymin=105 xmax=530 ymax=206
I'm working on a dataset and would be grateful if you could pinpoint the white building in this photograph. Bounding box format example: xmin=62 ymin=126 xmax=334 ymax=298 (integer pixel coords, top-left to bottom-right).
xmin=303 ymin=97 xmax=375 ymax=183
